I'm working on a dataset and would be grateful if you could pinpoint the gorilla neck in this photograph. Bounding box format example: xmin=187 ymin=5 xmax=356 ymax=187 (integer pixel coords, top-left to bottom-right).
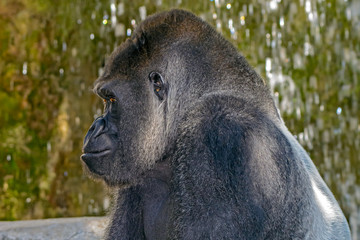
xmin=141 ymin=160 xmax=172 ymax=183
xmin=140 ymin=160 xmax=172 ymax=240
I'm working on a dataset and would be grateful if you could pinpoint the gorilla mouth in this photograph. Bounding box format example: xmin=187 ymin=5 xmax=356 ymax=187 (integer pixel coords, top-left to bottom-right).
xmin=81 ymin=149 xmax=112 ymax=176
xmin=81 ymin=149 xmax=112 ymax=166
xmin=81 ymin=149 xmax=111 ymax=160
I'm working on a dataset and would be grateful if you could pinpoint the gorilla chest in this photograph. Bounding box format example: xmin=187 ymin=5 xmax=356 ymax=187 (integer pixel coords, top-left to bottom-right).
xmin=142 ymin=179 xmax=172 ymax=240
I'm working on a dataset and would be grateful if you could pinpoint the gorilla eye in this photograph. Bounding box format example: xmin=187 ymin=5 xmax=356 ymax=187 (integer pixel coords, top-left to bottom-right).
xmin=102 ymin=98 xmax=116 ymax=112
xmin=103 ymin=97 xmax=116 ymax=103
xmin=149 ymin=72 xmax=165 ymax=100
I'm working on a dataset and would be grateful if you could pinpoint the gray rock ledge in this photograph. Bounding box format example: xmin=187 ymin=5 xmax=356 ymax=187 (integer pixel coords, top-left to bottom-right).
xmin=0 ymin=217 xmax=108 ymax=240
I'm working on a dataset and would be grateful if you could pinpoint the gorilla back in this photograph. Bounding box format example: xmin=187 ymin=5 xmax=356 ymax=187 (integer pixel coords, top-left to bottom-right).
xmin=81 ymin=9 xmax=351 ymax=240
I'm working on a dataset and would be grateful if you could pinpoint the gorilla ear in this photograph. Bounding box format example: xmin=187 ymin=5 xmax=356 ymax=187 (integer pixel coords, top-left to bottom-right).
xmin=149 ymin=72 xmax=166 ymax=100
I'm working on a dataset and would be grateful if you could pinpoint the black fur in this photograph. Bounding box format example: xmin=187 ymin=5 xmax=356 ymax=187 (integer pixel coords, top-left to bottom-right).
xmin=81 ymin=9 xmax=351 ymax=239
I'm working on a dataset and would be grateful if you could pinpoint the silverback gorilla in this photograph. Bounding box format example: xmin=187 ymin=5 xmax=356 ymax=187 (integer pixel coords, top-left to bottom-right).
xmin=81 ymin=9 xmax=351 ymax=240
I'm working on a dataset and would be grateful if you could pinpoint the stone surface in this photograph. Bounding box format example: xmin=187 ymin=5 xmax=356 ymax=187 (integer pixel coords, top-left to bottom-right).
xmin=0 ymin=217 xmax=108 ymax=240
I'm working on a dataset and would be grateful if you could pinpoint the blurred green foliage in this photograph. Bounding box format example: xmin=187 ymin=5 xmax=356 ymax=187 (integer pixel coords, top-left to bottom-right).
xmin=0 ymin=0 xmax=359 ymax=236
xmin=0 ymin=0 xmax=109 ymax=219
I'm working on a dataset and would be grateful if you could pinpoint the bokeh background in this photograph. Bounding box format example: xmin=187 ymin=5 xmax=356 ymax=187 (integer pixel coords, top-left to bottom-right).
xmin=1 ymin=0 xmax=359 ymax=238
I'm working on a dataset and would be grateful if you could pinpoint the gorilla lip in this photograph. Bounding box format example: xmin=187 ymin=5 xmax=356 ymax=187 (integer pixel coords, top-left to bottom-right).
xmin=81 ymin=149 xmax=111 ymax=161
xmin=81 ymin=150 xmax=111 ymax=176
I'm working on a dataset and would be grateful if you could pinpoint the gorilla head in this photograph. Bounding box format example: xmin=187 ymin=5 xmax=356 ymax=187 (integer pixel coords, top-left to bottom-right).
xmin=81 ymin=10 xmax=277 ymax=185
xmin=81 ymin=9 xmax=350 ymax=239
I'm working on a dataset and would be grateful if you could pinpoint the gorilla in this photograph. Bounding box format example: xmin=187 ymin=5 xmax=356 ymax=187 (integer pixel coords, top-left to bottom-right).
xmin=81 ymin=9 xmax=351 ymax=240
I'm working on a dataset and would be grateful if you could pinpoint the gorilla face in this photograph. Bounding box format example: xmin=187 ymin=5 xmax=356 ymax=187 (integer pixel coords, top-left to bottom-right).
xmin=81 ymin=10 xmax=271 ymax=186
xmin=81 ymin=45 xmax=171 ymax=185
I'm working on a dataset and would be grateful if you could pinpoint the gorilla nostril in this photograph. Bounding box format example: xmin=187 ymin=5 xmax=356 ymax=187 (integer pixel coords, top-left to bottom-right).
xmin=92 ymin=118 xmax=106 ymax=138
xmin=84 ymin=117 xmax=107 ymax=146
xmin=89 ymin=124 xmax=96 ymax=132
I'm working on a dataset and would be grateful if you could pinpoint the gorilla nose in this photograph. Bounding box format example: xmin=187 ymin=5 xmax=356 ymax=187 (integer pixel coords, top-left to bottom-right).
xmin=83 ymin=117 xmax=107 ymax=148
